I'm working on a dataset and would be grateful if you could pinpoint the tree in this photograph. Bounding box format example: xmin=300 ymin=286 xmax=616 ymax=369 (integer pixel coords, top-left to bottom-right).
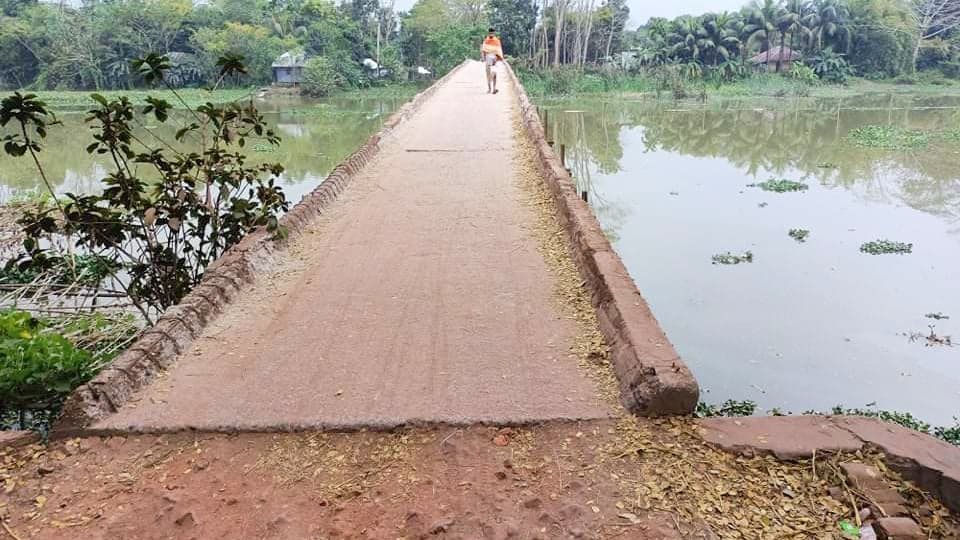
xmin=804 ymin=0 xmax=851 ymax=53
xmin=700 ymin=12 xmax=742 ymax=65
xmin=742 ymin=0 xmax=781 ymax=63
xmin=905 ymin=0 xmax=960 ymax=71
xmin=488 ymin=0 xmax=537 ymax=56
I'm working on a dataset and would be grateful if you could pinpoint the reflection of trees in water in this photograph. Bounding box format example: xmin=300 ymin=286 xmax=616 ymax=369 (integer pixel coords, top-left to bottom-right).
xmin=546 ymin=109 xmax=630 ymax=243
xmin=0 ymin=99 xmax=403 ymax=199
xmin=544 ymin=100 xmax=960 ymax=224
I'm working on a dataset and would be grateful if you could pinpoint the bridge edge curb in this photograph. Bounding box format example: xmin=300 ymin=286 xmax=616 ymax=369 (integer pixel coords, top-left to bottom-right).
xmin=504 ymin=63 xmax=699 ymax=416
xmin=55 ymin=62 xmax=473 ymax=434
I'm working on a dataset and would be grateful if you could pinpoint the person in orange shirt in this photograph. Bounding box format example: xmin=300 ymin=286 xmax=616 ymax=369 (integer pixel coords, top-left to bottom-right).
xmin=480 ymin=28 xmax=504 ymax=94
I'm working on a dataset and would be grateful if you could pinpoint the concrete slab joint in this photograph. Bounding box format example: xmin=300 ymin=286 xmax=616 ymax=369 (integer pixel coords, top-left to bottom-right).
xmin=699 ymin=415 xmax=960 ymax=513
xmin=56 ymin=61 xmax=474 ymax=433
xmin=502 ymin=62 xmax=699 ymax=416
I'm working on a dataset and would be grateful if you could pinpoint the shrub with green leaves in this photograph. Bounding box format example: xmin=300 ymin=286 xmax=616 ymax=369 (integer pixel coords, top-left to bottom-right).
xmin=302 ymin=57 xmax=346 ymax=97
xmin=0 ymin=310 xmax=98 ymax=410
xmin=2 ymin=54 xmax=289 ymax=321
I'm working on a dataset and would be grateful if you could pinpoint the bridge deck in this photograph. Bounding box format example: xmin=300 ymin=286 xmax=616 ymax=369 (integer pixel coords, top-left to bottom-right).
xmin=94 ymin=62 xmax=610 ymax=432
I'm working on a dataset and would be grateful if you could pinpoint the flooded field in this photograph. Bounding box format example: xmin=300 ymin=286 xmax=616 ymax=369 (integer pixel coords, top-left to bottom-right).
xmin=539 ymin=94 xmax=960 ymax=424
xmin=0 ymin=95 xmax=408 ymax=203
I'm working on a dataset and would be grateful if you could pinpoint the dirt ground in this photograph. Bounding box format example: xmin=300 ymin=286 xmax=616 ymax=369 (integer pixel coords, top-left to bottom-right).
xmin=3 ymin=418 xmax=958 ymax=540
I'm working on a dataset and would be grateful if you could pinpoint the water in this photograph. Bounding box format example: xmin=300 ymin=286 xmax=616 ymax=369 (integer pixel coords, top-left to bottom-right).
xmin=539 ymin=95 xmax=960 ymax=425
xmin=0 ymin=95 xmax=408 ymax=203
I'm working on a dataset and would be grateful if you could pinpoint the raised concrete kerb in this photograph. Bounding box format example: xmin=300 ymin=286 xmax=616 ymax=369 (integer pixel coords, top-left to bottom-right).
xmin=699 ymin=415 xmax=960 ymax=513
xmin=55 ymin=61 xmax=473 ymax=434
xmin=502 ymin=63 xmax=699 ymax=416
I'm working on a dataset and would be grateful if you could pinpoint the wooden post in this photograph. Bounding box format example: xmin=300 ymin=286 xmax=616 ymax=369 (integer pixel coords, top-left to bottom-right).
xmin=560 ymin=144 xmax=566 ymax=166
xmin=581 ymin=190 xmax=588 ymax=202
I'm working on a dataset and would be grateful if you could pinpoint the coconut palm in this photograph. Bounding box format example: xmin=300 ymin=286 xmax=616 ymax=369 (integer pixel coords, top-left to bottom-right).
xmin=774 ymin=0 xmax=811 ymax=72
xmin=700 ymin=12 xmax=743 ymax=65
xmin=668 ymin=16 xmax=706 ymax=62
xmin=804 ymin=0 xmax=851 ymax=54
xmin=741 ymin=0 xmax=781 ymax=64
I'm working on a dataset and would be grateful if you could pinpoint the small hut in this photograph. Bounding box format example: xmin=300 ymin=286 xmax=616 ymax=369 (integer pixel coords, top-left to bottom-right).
xmin=272 ymin=50 xmax=306 ymax=86
xmin=749 ymin=46 xmax=801 ymax=72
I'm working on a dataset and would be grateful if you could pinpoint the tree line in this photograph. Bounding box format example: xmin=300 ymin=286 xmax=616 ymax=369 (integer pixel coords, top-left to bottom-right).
xmin=0 ymin=0 xmax=957 ymax=92
xmin=635 ymin=0 xmax=959 ymax=81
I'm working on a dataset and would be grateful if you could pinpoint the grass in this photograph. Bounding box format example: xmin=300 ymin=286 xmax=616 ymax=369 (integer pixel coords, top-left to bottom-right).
xmin=329 ymin=81 xmax=425 ymax=99
xmin=518 ymin=66 xmax=960 ymax=100
xmin=748 ymin=179 xmax=809 ymax=192
xmin=860 ymin=239 xmax=913 ymax=255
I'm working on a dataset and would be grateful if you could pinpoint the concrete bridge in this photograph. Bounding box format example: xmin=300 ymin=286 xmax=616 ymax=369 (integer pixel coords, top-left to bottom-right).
xmin=59 ymin=60 xmax=699 ymax=434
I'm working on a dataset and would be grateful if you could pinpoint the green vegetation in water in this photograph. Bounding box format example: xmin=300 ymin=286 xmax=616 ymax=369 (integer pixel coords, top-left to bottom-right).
xmin=695 ymin=399 xmax=757 ymax=418
xmin=848 ymin=125 xmax=931 ymax=151
xmin=925 ymin=312 xmax=950 ymax=321
xmin=712 ymin=251 xmax=753 ymax=265
xmin=860 ymin=239 xmax=913 ymax=255
xmin=748 ymin=179 xmax=809 ymax=193
xmin=788 ymin=229 xmax=810 ymax=243
xmin=831 ymin=407 xmax=959 ymax=446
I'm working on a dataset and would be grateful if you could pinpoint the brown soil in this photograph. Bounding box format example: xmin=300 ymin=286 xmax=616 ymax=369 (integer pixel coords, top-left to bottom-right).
xmin=3 ymin=419 xmax=959 ymax=539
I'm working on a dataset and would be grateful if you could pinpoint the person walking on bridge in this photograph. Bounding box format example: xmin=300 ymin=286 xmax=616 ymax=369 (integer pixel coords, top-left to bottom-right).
xmin=481 ymin=28 xmax=503 ymax=94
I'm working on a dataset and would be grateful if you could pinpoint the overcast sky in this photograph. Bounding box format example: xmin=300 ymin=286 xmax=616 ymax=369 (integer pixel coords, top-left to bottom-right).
xmin=390 ymin=0 xmax=749 ymax=26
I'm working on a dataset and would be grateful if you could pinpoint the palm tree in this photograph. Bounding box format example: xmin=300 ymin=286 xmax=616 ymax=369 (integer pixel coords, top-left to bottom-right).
xmin=700 ymin=12 xmax=742 ymax=66
xmin=741 ymin=0 xmax=781 ymax=65
xmin=804 ymin=0 xmax=851 ymax=54
xmin=667 ymin=16 xmax=705 ymax=63
xmin=775 ymin=0 xmax=810 ymax=72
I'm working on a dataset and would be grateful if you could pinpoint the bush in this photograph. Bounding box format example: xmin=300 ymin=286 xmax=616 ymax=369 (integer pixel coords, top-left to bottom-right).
xmin=2 ymin=54 xmax=289 ymax=319
xmin=302 ymin=56 xmax=345 ymax=97
xmin=0 ymin=310 xmax=97 ymax=410
xmin=807 ymin=51 xmax=852 ymax=84
xmin=789 ymin=63 xmax=819 ymax=85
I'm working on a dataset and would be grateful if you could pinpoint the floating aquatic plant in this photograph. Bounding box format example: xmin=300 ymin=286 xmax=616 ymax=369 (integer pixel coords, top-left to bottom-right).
xmin=860 ymin=239 xmax=912 ymax=255
xmin=788 ymin=229 xmax=809 ymax=243
xmin=712 ymin=251 xmax=753 ymax=265
xmin=848 ymin=125 xmax=930 ymax=151
xmin=747 ymin=179 xmax=808 ymax=193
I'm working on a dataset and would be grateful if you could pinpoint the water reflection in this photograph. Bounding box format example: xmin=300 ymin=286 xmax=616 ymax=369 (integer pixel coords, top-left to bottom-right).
xmin=0 ymin=96 xmax=408 ymax=204
xmin=541 ymin=97 xmax=960 ymax=424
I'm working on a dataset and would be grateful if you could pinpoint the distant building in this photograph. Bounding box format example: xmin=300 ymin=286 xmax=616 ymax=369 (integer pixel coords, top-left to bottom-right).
xmin=272 ymin=50 xmax=306 ymax=86
xmin=749 ymin=46 xmax=801 ymax=72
